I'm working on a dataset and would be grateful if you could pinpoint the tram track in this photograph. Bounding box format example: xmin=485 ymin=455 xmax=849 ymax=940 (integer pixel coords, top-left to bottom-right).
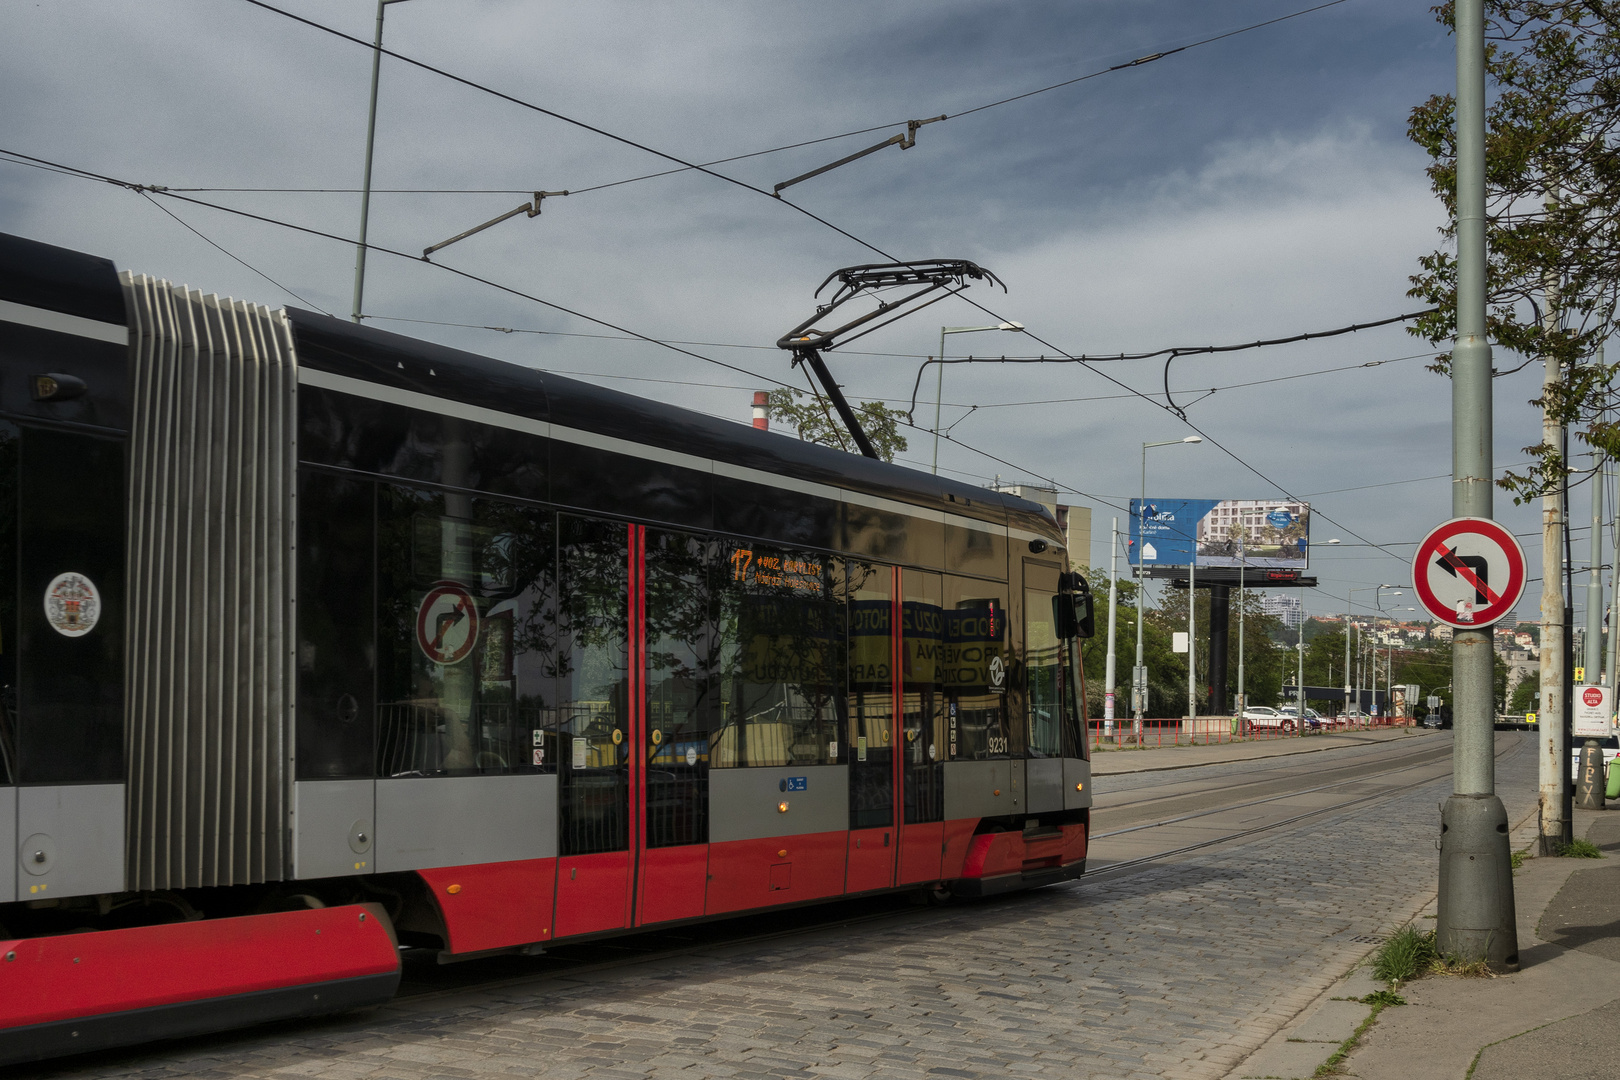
xmin=1093 ymin=742 xmax=1456 ymax=840
xmin=1092 ymin=733 xmax=1445 ymax=813
xmin=384 ymin=733 xmax=1494 ymax=1009
xmin=1085 ymin=732 xmax=1524 ymax=880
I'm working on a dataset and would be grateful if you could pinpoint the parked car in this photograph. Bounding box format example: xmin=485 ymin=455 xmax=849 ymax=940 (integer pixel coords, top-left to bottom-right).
xmin=1241 ymin=705 xmax=1296 ymax=732
xmin=1278 ymin=706 xmax=1324 ymax=730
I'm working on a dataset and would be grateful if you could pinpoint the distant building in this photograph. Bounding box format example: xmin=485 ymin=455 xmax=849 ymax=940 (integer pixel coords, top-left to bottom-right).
xmin=1260 ymin=593 xmax=1304 ymax=629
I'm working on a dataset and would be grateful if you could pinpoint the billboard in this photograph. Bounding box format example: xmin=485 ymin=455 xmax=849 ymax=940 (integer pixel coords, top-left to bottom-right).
xmin=1129 ymin=498 xmax=1310 ymax=570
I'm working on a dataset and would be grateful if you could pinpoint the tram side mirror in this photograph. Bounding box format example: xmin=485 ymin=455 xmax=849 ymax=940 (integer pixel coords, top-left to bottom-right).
xmin=1053 ymin=586 xmax=1095 ymax=640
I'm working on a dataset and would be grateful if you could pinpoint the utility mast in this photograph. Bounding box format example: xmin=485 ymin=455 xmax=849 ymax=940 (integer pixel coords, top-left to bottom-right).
xmin=1434 ymin=0 xmax=1519 ymax=971
xmin=1538 ymin=270 xmax=1568 ymax=854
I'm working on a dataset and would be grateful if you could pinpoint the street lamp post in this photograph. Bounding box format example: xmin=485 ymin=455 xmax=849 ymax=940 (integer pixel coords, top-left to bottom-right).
xmin=1236 ymin=535 xmax=1246 ymax=715
xmin=1134 ymin=436 xmax=1202 ymax=731
xmin=1347 ymin=585 xmax=1400 ymax=720
xmin=352 ymin=0 xmax=417 ymax=324
xmin=932 ymin=322 xmax=1023 ymax=474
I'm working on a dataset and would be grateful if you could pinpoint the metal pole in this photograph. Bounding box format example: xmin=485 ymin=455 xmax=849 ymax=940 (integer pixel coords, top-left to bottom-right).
xmin=1135 ymin=449 xmax=1148 ymax=725
xmin=1610 ymin=456 xmax=1620 ymax=688
xmin=1297 ymin=603 xmax=1307 ymax=724
xmin=1187 ymin=558 xmax=1197 ymax=720
xmin=1538 ymin=270 xmax=1567 ymax=853
xmin=1344 ymin=609 xmax=1353 ymax=720
xmin=1437 ymin=0 xmax=1518 ymax=970
xmin=1586 ymin=383 xmax=1605 ymax=682
xmin=1105 ymin=517 xmax=1119 ymax=725
xmin=352 ymin=0 xmax=394 ymax=323
xmin=1237 ymin=542 xmax=1246 ymax=714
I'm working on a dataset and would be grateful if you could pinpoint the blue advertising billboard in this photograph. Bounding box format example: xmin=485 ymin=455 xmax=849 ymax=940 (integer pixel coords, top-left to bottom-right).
xmin=1129 ymin=499 xmax=1310 ymax=569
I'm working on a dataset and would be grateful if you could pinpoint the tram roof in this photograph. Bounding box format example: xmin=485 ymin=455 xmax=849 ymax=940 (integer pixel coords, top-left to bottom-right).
xmin=285 ymin=308 xmax=1063 ymax=542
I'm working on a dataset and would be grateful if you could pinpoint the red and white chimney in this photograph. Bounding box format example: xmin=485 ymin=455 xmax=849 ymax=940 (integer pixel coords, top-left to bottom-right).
xmin=752 ymin=391 xmax=769 ymax=431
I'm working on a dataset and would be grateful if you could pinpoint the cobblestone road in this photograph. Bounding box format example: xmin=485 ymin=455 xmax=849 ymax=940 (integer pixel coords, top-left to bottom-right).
xmin=47 ymin=732 xmax=1536 ymax=1080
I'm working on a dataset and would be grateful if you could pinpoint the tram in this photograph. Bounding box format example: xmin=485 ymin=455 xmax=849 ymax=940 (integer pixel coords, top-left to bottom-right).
xmin=0 ymin=231 xmax=1092 ymax=1063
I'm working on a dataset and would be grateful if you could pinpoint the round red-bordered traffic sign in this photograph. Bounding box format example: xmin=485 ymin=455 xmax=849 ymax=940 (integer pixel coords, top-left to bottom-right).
xmin=1411 ymin=517 xmax=1527 ymax=628
xmin=415 ymin=580 xmax=480 ymax=665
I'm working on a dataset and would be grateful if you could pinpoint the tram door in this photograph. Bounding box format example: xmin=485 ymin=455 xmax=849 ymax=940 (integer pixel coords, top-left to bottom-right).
xmin=636 ymin=530 xmax=712 ymax=925
xmin=844 ymin=562 xmax=896 ymax=892
xmin=554 ymin=519 xmax=636 ymax=938
xmin=898 ymin=569 xmax=947 ymax=883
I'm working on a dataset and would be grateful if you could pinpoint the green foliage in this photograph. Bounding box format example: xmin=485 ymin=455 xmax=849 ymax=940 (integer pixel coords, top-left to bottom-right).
xmin=1408 ymin=3 xmax=1620 ymax=502
xmin=1509 ymin=673 xmax=1539 ymax=714
xmin=1556 ymin=837 xmax=1604 ymax=858
xmin=1372 ymin=925 xmax=1438 ymax=985
xmin=1359 ymin=989 xmax=1408 ymax=1007
xmin=1078 ymin=571 xmax=1186 ymax=716
xmin=1511 ymin=849 xmax=1528 ymax=870
xmin=764 ymin=387 xmax=908 ymax=462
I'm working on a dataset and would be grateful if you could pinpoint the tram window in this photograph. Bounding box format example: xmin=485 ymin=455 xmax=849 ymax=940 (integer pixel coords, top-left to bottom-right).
xmin=375 ymin=485 xmax=561 ymax=778
xmin=844 ymin=559 xmax=893 ymax=828
xmin=1025 ymin=585 xmax=1064 ymax=758
xmin=16 ymin=425 xmax=123 ymax=784
xmin=712 ymin=541 xmax=841 ymax=768
xmin=901 ymin=569 xmax=945 ymax=823
xmin=296 ymin=471 xmax=377 ymax=779
xmin=942 ymin=579 xmax=1013 ymax=761
xmin=645 ymin=528 xmax=713 ymax=847
xmin=557 ymin=515 xmax=629 ymax=855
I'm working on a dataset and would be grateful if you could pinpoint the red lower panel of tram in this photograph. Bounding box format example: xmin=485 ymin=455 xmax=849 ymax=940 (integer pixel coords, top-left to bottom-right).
xmin=637 ymin=844 xmax=709 ymax=925
xmin=419 ymin=858 xmax=557 ymax=954
xmin=705 ymin=831 xmax=847 ymax=915
xmin=959 ymin=824 xmax=1088 ymax=880
xmin=845 ymin=827 xmax=895 ymax=893
xmin=554 ymin=851 xmax=632 ymax=938
xmin=0 ymin=903 xmax=400 ymax=1066
xmin=896 ymin=821 xmax=944 ymax=884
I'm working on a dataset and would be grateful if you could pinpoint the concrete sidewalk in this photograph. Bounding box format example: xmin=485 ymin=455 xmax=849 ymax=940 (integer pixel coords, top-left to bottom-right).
xmin=1226 ymin=803 xmax=1620 ymax=1080
xmin=1090 ymin=725 xmax=1426 ymax=776
xmin=1345 ymin=808 xmax=1620 ymax=1080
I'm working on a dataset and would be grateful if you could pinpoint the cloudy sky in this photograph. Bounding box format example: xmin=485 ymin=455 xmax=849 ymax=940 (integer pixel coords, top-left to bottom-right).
xmin=0 ymin=0 xmax=1579 ymax=631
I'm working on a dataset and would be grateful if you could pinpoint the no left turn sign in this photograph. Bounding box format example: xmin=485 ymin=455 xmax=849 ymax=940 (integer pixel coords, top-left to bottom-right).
xmin=1412 ymin=517 xmax=1527 ymax=628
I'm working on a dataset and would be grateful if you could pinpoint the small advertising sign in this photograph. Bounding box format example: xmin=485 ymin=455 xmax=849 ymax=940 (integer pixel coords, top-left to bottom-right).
xmin=1573 ymin=684 xmax=1613 ymax=738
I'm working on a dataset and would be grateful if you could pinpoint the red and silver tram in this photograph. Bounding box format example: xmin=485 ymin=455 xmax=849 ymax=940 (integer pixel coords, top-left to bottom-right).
xmin=0 ymin=232 xmax=1091 ymax=1064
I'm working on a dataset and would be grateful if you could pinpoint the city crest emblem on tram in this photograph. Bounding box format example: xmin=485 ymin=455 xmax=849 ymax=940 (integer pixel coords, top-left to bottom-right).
xmin=43 ymin=571 xmax=101 ymax=637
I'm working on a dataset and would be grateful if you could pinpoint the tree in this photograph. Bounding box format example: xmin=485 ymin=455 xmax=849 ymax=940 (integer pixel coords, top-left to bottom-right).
xmin=1408 ymin=2 xmax=1620 ymax=500
xmin=765 ymin=387 xmax=909 ymax=463
xmin=1079 ymin=570 xmax=1187 ymax=717
xmin=1509 ymin=672 xmax=1540 ymax=712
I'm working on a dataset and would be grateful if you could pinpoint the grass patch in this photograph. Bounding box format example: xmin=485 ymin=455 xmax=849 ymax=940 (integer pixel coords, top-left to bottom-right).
xmin=1432 ymin=954 xmax=1495 ymax=978
xmin=1555 ymin=838 xmax=1603 ymax=859
xmin=1371 ymin=925 xmax=1437 ymax=985
xmin=1511 ymin=849 xmax=1527 ymax=870
xmin=1359 ymin=988 xmax=1407 ymax=1007
xmin=1314 ymin=1001 xmax=1388 ymax=1077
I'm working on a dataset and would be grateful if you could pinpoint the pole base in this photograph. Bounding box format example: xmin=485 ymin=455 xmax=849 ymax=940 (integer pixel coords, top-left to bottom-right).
xmin=1436 ymin=793 xmax=1519 ymax=971
xmin=1575 ymin=740 xmax=1607 ymax=811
